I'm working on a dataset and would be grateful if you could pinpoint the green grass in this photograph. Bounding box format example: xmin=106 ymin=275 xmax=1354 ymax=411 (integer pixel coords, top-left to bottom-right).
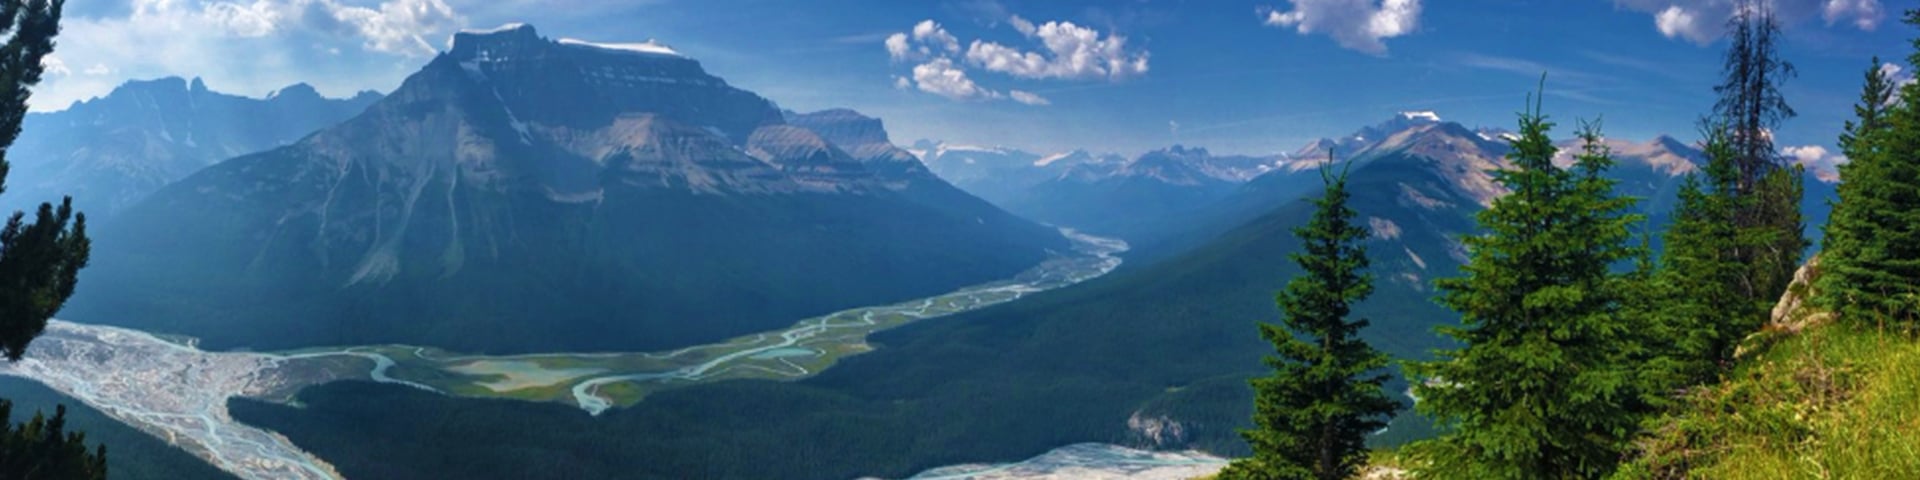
xmin=1614 ymin=321 xmax=1920 ymax=479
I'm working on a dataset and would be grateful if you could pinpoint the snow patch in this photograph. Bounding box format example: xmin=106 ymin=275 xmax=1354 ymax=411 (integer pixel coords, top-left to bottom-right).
xmin=558 ymin=38 xmax=682 ymax=57
xmin=1400 ymin=110 xmax=1441 ymax=122
xmin=1034 ymin=151 xmax=1076 ymax=166
xmin=461 ymin=23 xmax=528 ymax=35
xmin=938 ymin=143 xmax=1006 ymax=155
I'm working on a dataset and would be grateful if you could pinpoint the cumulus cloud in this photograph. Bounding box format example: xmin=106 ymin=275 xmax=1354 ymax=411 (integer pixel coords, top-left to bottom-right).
xmin=1260 ymin=0 xmax=1422 ymax=55
xmin=1783 ymin=144 xmax=1845 ymax=182
xmin=964 ymin=20 xmax=1149 ymax=80
xmin=1655 ymin=5 xmax=1711 ymax=43
xmin=1822 ymin=0 xmax=1884 ymax=30
xmin=1614 ymin=0 xmax=1885 ymax=45
xmin=883 ymin=13 xmax=1146 ymax=106
xmin=912 ymin=57 xmax=1000 ymax=102
xmin=885 ymin=33 xmax=912 ymax=60
xmin=33 ymin=0 xmax=464 ymax=111
xmin=912 ymin=20 xmax=961 ymax=55
xmin=1884 ymin=62 xmax=1917 ymax=89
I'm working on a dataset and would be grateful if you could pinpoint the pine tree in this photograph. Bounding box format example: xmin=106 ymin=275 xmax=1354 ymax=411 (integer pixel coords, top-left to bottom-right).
xmin=1654 ymin=126 xmax=1752 ymax=382
xmin=0 ymin=0 xmax=87 ymax=363
xmin=1406 ymin=93 xmax=1646 ymax=479
xmin=1708 ymin=0 xmax=1807 ymax=313
xmin=1221 ymin=159 xmax=1397 ymax=480
xmin=0 ymin=1 xmax=106 ymax=477
xmin=1651 ymin=0 xmax=1808 ymax=383
xmin=1818 ymin=14 xmax=1920 ymax=327
xmin=0 ymin=402 xmax=106 ymax=480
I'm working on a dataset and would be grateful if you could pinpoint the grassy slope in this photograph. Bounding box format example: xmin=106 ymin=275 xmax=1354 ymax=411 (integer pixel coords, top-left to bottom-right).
xmin=1615 ymin=320 xmax=1920 ymax=479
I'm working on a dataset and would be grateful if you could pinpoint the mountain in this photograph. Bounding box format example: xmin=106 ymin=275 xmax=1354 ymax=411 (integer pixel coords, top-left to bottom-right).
xmin=4 ymin=77 xmax=381 ymax=216
xmin=224 ymin=114 xmax=1508 ymax=480
xmin=1135 ymin=116 xmax=1510 ymax=263
xmin=910 ymin=140 xmax=1098 ymax=208
xmin=224 ymin=113 xmax=1846 ymax=479
xmin=912 ymin=140 xmax=1283 ymax=243
xmin=63 ymin=24 xmax=1068 ymax=354
xmin=1004 ymin=145 xmax=1281 ymax=242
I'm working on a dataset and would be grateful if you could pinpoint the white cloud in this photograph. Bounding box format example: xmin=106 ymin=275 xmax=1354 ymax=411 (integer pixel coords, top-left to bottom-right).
xmin=330 ymin=0 xmax=461 ymax=55
xmin=912 ymin=57 xmax=999 ymax=102
xmin=1655 ymin=5 xmax=1711 ymax=44
xmin=33 ymin=0 xmax=465 ymax=111
xmin=42 ymin=55 xmax=71 ymax=77
xmin=1881 ymin=62 xmax=1917 ymax=103
xmin=1882 ymin=62 xmax=1916 ymax=86
xmin=1261 ymin=0 xmax=1422 ymax=55
xmin=1009 ymin=15 xmax=1037 ymax=37
xmin=1614 ymin=0 xmax=1885 ymax=45
xmin=1783 ymin=144 xmax=1845 ymax=182
xmin=1008 ymin=89 xmax=1049 ymax=105
xmin=883 ymin=13 xmax=1144 ymax=106
xmin=911 ymin=20 xmax=961 ymax=55
xmin=1823 ymin=0 xmax=1884 ymax=30
xmin=964 ymin=20 xmax=1149 ymax=81
xmin=885 ymin=32 xmax=911 ymax=60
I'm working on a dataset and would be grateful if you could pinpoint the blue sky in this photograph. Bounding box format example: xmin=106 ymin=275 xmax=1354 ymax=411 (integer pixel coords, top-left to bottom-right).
xmin=35 ymin=0 xmax=1910 ymax=166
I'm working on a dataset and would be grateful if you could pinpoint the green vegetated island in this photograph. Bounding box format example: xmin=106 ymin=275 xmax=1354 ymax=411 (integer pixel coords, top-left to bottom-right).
xmin=270 ymin=230 xmax=1125 ymax=413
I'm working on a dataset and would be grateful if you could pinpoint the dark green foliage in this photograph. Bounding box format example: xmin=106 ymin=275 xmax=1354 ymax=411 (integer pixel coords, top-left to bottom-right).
xmin=1654 ymin=128 xmax=1761 ymax=383
xmin=0 ymin=378 xmax=236 ymax=480
xmin=0 ymin=3 xmax=111 ymax=479
xmin=1222 ymin=162 xmax=1397 ymax=480
xmin=1651 ymin=0 xmax=1809 ymax=387
xmin=1819 ymin=24 xmax=1920 ymax=326
xmin=0 ymin=401 xmax=105 ymax=480
xmin=0 ymin=0 xmax=88 ymax=363
xmin=1406 ymin=96 xmax=1647 ymax=478
xmin=1699 ymin=0 xmax=1808 ymax=326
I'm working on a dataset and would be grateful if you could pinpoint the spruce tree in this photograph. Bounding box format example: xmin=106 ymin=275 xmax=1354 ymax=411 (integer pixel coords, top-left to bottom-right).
xmin=1652 ymin=0 xmax=1809 ymax=382
xmin=1818 ymin=14 xmax=1920 ymax=326
xmin=1221 ymin=159 xmax=1397 ymax=480
xmin=0 ymin=402 xmax=106 ymax=480
xmin=1709 ymin=0 xmax=1807 ymax=312
xmin=1654 ymin=127 xmax=1751 ymax=382
xmin=1406 ymin=93 xmax=1645 ymax=479
xmin=0 ymin=0 xmax=86 ymax=362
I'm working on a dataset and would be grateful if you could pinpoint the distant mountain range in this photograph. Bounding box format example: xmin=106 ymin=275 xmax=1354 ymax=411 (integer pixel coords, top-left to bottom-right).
xmin=912 ymin=141 xmax=1279 ymax=242
xmin=915 ymin=111 xmax=1834 ymax=259
xmin=63 ymin=24 xmax=1067 ymax=354
xmin=5 ymin=77 xmax=381 ymax=216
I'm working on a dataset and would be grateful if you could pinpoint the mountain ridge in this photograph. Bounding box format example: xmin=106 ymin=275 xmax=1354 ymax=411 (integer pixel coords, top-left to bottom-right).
xmin=64 ymin=24 xmax=1069 ymax=354
xmin=5 ymin=76 xmax=382 ymax=216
